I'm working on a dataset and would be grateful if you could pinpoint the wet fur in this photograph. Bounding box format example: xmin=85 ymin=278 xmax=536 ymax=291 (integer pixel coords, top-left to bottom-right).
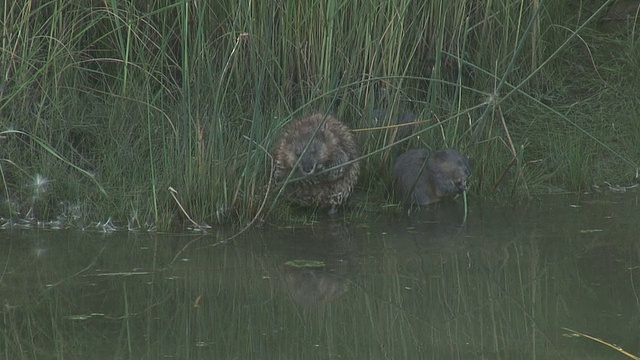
xmin=273 ymin=113 xmax=360 ymax=213
xmin=392 ymin=148 xmax=471 ymax=206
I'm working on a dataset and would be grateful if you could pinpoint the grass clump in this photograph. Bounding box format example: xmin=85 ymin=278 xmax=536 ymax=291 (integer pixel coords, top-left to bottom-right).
xmin=0 ymin=0 xmax=638 ymax=229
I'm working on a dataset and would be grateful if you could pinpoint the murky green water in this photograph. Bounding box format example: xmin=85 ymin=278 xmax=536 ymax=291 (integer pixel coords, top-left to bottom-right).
xmin=1 ymin=194 xmax=639 ymax=359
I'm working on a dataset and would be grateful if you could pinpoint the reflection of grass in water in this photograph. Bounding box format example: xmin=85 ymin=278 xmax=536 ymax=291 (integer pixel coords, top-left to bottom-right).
xmin=2 ymin=215 xmax=639 ymax=358
xmin=283 ymin=260 xmax=326 ymax=269
xmin=352 ymin=235 xmax=640 ymax=359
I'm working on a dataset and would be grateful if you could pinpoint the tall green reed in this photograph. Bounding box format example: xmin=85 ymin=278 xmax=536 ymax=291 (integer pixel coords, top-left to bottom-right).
xmin=0 ymin=0 xmax=638 ymax=228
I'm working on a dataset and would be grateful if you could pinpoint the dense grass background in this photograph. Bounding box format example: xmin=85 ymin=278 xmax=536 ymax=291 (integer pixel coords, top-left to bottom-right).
xmin=0 ymin=0 xmax=638 ymax=229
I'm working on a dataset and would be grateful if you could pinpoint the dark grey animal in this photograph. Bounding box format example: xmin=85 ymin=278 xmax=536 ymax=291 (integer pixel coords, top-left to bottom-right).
xmin=273 ymin=113 xmax=360 ymax=214
xmin=371 ymin=108 xmax=417 ymax=141
xmin=392 ymin=148 xmax=471 ymax=206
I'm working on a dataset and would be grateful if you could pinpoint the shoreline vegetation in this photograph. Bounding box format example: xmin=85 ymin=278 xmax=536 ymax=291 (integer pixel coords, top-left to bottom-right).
xmin=1 ymin=0 xmax=639 ymax=230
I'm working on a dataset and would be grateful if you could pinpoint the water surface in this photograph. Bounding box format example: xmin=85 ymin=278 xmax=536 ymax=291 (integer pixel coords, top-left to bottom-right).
xmin=1 ymin=194 xmax=639 ymax=359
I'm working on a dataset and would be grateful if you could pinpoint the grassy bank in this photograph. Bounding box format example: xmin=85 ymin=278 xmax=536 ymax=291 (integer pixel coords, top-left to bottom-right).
xmin=0 ymin=0 xmax=638 ymax=229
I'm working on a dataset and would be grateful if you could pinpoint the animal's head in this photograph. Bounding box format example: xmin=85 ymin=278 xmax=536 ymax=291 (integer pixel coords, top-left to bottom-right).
xmin=431 ymin=149 xmax=471 ymax=194
xmin=288 ymin=129 xmax=329 ymax=176
xmin=452 ymin=166 xmax=471 ymax=192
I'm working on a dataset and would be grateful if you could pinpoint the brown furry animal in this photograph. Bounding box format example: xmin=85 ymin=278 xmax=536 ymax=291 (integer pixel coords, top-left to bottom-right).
xmin=273 ymin=113 xmax=360 ymax=214
xmin=392 ymin=148 xmax=471 ymax=206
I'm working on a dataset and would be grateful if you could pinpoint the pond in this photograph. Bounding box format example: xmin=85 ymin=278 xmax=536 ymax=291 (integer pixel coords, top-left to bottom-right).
xmin=1 ymin=193 xmax=639 ymax=359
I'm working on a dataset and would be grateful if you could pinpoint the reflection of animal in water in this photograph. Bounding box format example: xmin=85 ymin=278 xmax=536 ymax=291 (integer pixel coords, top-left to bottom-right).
xmin=280 ymin=264 xmax=349 ymax=306
xmin=392 ymin=148 xmax=471 ymax=206
xmin=273 ymin=113 xmax=360 ymax=214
